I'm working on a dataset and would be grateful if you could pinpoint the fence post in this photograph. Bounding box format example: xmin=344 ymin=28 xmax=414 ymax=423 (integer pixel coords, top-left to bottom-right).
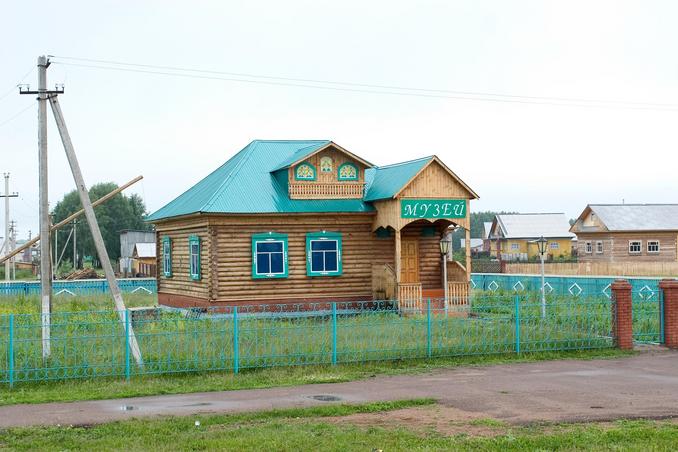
xmin=331 ymin=302 xmax=337 ymax=365
xmin=8 ymin=314 xmax=14 ymax=388
xmin=660 ymin=290 xmax=665 ymax=345
xmin=124 ymin=309 xmax=131 ymax=381
xmin=514 ymin=295 xmax=520 ymax=354
xmin=659 ymin=279 xmax=678 ymax=349
xmin=426 ymin=298 xmax=432 ymax=358
xmin=611 ymin=279 xmax=633 ymax=350
xmin=233 ymin=307 xmax=239 ymax=374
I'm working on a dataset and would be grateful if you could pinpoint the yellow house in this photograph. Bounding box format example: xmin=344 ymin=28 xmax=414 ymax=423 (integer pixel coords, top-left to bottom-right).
xmin=488 ymin=213 xmax=575 ymax=261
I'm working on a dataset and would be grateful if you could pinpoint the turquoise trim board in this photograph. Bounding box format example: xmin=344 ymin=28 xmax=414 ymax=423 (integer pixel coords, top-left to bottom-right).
xmin=162 ymin=236 xmax=172 ymax=277
xmin=252 ymin=233 xmax=289 ymax=279
xmin=306 ymin=231 xmax=342 ymax=276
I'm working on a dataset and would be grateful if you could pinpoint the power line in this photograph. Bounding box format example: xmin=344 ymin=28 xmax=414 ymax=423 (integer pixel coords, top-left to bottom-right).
xmin=51 ymin=55 xmax=678 ymax=110
xmin=0 ymin=103 xmax=34 ymax=129
xmin=0 ymin=67 xmax=35 ymax=104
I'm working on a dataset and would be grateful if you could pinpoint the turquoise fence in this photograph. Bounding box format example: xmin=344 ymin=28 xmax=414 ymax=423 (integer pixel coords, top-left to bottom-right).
xmin=0 ymin=295 xmax=613 ymax=387
xmin=0 ymin=278 xmax=157 ymax=297
xmin=471 ymin=273 xmax=664 ymax=299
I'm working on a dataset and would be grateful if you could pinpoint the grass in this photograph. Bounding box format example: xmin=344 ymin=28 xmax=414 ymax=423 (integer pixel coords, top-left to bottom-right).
xmin=0 ymin=348 xmax=631 ymax=406
xmin=0 ymin=293 xmax=617 ymax=385
xmin=2 ymin=399 xmax=677 ymax=451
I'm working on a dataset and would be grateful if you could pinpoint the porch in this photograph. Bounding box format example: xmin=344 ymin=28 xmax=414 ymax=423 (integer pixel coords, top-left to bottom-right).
xmin=371 ymin=219 xmax=472 ymax=312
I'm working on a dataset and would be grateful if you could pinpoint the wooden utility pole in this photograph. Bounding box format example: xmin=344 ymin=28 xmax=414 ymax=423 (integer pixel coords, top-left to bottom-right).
xmin=49 ymin=95 xmax=143 ymax=366
xmin=1 ymin=173 xmax=18 ymax=280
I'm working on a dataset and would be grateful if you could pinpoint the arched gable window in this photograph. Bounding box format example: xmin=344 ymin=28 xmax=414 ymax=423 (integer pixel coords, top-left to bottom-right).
xmin=295 ymin=162 xmax=316 ymax=180
xmin=337 ymin=163 xmax=358 ymax=181
xmin=320 ymin=156 xmax=333 ymax=173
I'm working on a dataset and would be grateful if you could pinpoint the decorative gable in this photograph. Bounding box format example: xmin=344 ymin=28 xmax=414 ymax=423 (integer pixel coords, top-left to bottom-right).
xmin=288 ymin=145 xmax=369 ymax=199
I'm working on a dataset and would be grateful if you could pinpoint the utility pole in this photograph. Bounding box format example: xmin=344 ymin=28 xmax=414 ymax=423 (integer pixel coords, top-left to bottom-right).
xmin=19 ymin=55 xmax=63 ymax=359
xmin=49 ymin=94 xmax=143 ymax=366
xmin=1 ymin=173 xmax=18 ymax=281
xmin=10 ymin=221 xmax=17 ymax=279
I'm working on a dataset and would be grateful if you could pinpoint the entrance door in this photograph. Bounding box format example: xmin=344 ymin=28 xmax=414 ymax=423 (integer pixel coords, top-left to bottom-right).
xmin=400 ymin=239 xmax=419 ymax=283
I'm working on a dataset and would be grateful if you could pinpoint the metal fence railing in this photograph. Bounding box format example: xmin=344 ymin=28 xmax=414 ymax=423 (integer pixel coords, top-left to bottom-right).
xmin=0 ymin=278 xmax=157 ymax=297
xmin=632 ymin=290 xmax=663 ymax=344
xmin=0 ymin=295 xmax=614 ymax=387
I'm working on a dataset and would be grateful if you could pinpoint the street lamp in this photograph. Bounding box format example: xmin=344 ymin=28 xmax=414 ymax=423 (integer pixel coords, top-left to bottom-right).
xmin=535 ymin=235 xmax=548 ymax=318
xmin=439 ymin=238 xmax=451 ymax=308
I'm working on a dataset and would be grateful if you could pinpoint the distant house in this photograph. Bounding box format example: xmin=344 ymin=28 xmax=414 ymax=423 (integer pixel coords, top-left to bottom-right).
xmin=489 ymin=213 xmax=575 ymax=261
xmin=460 ymin=238 xmax=484 ymax=254
xmin=481 ymin=221 xmax=493 ymax=252
xmin=119 ymin=229 xmax=156 ymax=276
xmin=570 ymin=204 xmax=678 ymax=262
xmin=132 ymin=243 xmax=157 ymax=277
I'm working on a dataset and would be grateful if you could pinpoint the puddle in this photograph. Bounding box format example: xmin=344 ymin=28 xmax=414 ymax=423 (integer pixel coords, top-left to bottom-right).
xmin=309 ymin=395 xmax=342 ymax=402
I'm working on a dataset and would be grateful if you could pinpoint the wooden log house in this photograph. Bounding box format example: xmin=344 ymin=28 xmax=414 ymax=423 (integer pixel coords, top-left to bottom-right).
xmin=147 ymin=140 xmax=478 ymax=309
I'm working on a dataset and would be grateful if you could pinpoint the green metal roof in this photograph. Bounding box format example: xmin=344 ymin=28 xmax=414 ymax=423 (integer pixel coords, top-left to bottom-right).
xmin=147 ymin=140 xmax=375 ymax=221
xmin=270 ymin=141 xmax=331 ymax=171
xmin=363 ymin=156 xmax=432 ymax=202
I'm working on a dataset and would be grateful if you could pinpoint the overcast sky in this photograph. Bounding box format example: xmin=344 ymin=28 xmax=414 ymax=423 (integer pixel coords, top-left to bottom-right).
xmin=1 ymin=1 xmax=677 ymax=240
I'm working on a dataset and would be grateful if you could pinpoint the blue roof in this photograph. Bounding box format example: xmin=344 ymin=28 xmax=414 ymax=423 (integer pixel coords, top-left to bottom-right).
xmin=364 ymin=157 xmax=432 ymax=202
xmin=147 ymin=140 xmax=374 ymax=221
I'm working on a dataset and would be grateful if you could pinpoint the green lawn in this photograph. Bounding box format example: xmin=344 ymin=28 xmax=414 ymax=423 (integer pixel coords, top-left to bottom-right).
xmin=2 ymin=399 xmax=677 ymax=451
xmin=1 ymin=293 xmax=617 ymax=386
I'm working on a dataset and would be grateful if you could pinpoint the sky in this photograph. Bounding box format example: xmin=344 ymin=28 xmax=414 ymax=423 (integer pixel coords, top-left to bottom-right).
xmin=1 ymin=0 xmax=677 ymax=241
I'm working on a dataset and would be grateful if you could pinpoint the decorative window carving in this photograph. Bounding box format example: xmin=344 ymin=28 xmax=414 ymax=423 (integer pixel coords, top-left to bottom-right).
xmin=338 ymin=163 xmax=358 ymax=181
xmin=306 ymin=232 xmax=342 ymax=276
xmin=295 ymin=162 xmax=316 ymax=180
xmin=252 ymin=233 xmax=288 ymax=279
xmin=320 ymin=156 xmax=333 ymax=173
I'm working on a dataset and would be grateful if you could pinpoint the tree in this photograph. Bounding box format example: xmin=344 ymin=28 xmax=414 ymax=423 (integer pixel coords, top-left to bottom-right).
xmin=51 ymin=182 xmax=151 ymax=267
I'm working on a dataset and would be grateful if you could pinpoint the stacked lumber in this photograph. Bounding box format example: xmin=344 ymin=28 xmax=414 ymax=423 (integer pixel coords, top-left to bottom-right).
xmin=64 ymin=268 xmax=99 ymax=280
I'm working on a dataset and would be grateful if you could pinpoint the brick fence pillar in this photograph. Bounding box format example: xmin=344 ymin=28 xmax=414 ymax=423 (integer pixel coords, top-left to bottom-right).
xmin=611 ymin=279 xmax=633 ymax=350
xmin=659 ymin=279 xmax=678 ymax=349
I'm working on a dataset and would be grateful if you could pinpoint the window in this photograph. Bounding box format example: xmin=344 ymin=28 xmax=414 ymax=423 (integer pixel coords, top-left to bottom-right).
xmin=320 ymin=156 xmax=333 ymax=173
xmin=511 ymin=243 xmax=519 ymax=250
xmin=252 ymin=233 xmax=288 ymax=278
xmin=585 ymin=241 xmax=592 ymax=253
xmin=295 ymin=162 xmax=316 ymax=180
xmin=648 ymin=240 xmax=660 ymax=253
xmin=549 ymin=242 xmax=559 ymax=250
xmin=596 ymin=241 xmax=603 ymax=254
xmin=629 ymin=240 xmax=642 ymax=254
xmin=189 ymin=235 xmax=201 ymax=280
xmin=337 ymin=163 xmax=358 ymax=181
xmin=162 ymin=236 xmax=172 ymax=277
xmin=306 ymin=232 xmax=342 ymax=276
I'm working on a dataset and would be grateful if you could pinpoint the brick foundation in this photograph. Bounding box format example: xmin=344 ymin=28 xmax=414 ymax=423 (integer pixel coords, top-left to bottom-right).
xmin=659 ymin=279 xmax=678 ymax=349
xmin=611 ymin=279 xmax=633 ymax=350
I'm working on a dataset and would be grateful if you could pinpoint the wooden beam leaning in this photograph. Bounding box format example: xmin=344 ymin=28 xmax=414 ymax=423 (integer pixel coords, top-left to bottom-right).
xmin=49 ymin=95 xmax=144 ymax=366
xmin=0 ymin=176 xmax=143 ymax=265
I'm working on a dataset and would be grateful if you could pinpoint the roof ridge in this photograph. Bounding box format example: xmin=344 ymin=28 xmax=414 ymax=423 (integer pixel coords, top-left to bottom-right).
xmin=590 ymin=203 xmax=678 ymax=207
xmin=373 ymin=155 xmax=433 ymax=170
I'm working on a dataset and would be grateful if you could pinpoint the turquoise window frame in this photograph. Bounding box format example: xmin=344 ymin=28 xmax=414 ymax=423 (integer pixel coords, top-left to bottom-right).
xmin=337 ymin=163 xmax=358 ymax=181
xmin=306 ymin=231 xmax=342 ymax=277
xmin=252 ymin=233 xmax=289 ymax=279
xmin=188 ymin=235 xmax=201 ymax=281
xmin=294 ymin=161 xmax=317 ymax=181
xmin=162 ymin=236 xmax=172 ymax=277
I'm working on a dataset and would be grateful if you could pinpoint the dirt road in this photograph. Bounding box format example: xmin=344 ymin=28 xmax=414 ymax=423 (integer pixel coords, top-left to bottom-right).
xmin=1 ymin=349 xmax=677 ymax=428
